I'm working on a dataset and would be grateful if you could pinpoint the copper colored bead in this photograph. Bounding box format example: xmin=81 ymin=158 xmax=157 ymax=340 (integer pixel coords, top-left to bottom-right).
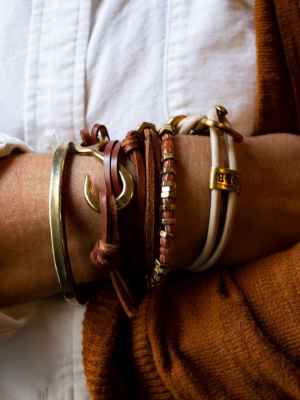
xmin=159 ymin=254 xmax=170 ymax=264
xmin=162 ymin=173 xmax=176 ymax=182
xmin=162 ymin=147 xmax=174 ymax=154
xmin=160 ymin=246 xmax=171 ymax=255
xmin=162 ymin=197 xmax=175 ymax=204
xmin=160 ymin=237 xmax=169 ymax=247
xmin=162 ymin=210 xmax=173 ymax=219
xmin=162 ymin=133 xmax=173 ymax=141
xmin=165 ymin=224 xmax=175 ymax=234
xmin=162 ymin=139 xmax=174 ymax=149
xmin=164 ymin=159 xmax=176 ymax=168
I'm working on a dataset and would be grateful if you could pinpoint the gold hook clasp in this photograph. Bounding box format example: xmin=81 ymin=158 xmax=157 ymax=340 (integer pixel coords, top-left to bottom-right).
xmin=75 ymin=138 xmax=134 ymax=213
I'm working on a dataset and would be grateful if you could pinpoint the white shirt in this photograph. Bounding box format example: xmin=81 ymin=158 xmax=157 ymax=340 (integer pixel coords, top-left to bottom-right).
xmin=0 ymin=0 xmax=256 ymax=398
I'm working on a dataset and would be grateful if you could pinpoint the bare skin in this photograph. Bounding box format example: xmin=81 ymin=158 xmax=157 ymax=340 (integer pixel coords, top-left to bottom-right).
xmin=0 ymin=133 xmax=299 ymax=307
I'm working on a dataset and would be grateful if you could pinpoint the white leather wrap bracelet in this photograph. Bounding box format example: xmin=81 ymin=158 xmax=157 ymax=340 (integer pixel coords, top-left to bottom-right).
xmin=172 ymin=106 xmax=242 ymax=272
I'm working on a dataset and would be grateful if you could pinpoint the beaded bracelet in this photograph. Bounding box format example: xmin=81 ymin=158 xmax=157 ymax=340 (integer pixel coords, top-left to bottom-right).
xmin=147 ymin=124 xmax=177 ymax=288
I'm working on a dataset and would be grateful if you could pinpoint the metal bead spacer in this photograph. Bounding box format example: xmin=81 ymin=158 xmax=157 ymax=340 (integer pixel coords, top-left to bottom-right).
xmin=160 ymin=204 xmax=176 ymax=211
xmin=160 ymin=230 xmax=175 ymax=239
xmin=136 ymin=122 xmax=158 ymax=134
xmin=155 ymin=258 xmax=169 ymax=270
xmin=161 ymin=186 xmax=176 ymax=193
xmin=158 ymin=124 xmax=175 ymax=138
xmin=162 ymin=218 xmax=176 ymax=225
xmin=161 ymin=191 xmax=176 ymax=199
xmin=161 ymin=153 xmax=177 ymax=163
xmin=161 ymin=181 xmax=177 ymax=189
xmin=160 ymin=167 xmax=177 ymax=176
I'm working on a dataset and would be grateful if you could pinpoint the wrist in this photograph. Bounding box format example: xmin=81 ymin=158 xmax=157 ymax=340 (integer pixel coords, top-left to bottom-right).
xmin=65 ymin=154 xmax=108 ymax=284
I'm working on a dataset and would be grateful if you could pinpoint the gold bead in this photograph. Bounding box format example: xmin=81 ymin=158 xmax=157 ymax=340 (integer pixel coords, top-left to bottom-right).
xmin=161 ymin=191 xmax=176 ymax=199
xmin=136 ymin=122 xmax=158 ymax=134
xmin=162 ymin=218 xmax=176 ymax=225
xmin=161 ymin=153 xmax=177 ymax=163
xmin=159 ymin=204 xmax=176 ymax=211
xmin=160 ymin=230 xmax=175 ymax=239
xmin=161 ymin=181 xmax=177 ymax=189
xmin=155 ymin=258 xmax=169 ymax=269
xmin=160 ymin=167 xmax=177 ymax=175
xmin=158 ymin=124 xmax=175 ymax=138
xmin=161 ymin=186 xmax=176 ymax=193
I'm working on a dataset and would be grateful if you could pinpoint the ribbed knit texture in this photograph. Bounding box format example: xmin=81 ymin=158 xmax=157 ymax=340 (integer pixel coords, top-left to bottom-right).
xmin=82 ymin=0 xmax=300 ymax=398
xmin=255 ymin=0 xmax=300 ymax=134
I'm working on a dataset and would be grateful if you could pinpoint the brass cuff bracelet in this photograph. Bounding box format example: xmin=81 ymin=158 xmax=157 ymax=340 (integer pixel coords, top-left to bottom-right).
xmin=49 ymin=141 xmax=89 ymax=305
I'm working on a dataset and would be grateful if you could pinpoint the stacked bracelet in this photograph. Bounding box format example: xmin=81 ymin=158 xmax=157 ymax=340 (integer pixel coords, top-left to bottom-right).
xmin=170 ymin=105 xmax=242 ymax=272
xmin=49 ymin=141 xmax=89 ymax=305
xmin=147 ymin=124 xmax=177 ymax=288
xmin=49 ymin=105 xmax=241 ymax=313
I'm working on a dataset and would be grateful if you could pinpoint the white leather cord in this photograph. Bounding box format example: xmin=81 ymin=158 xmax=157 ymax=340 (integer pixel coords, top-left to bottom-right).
xmin=176 ymin=114 xmax=206 ymax=135
xmin=174 ymin=107 xmax=239 ymax=272
xmin=195 ymin=118 xmax=238 ymax=271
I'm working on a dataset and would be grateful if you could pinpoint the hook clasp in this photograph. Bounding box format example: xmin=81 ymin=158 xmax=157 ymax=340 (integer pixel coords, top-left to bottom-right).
xmin=75 ymin=139 xmax=134 ymax=213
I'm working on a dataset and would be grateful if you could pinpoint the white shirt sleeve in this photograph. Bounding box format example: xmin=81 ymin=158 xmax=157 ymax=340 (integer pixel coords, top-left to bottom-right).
xmin=0 ymin=132 xmax=37 ymax=341
xmin=0 ymin=132 xmax=33 ymax=156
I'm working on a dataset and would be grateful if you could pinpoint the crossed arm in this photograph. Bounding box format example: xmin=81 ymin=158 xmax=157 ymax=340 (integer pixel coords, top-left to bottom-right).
xmin=0 ymin=133 xmax=299 ymax=307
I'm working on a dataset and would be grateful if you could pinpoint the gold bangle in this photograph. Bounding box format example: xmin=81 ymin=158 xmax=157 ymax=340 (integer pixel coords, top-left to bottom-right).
xmin=49 ymin=141 xmax=89 ymax=305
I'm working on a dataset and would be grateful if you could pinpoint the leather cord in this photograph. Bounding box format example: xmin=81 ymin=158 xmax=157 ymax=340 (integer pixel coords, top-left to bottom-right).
xmin=80 ymin=127 xmax=139 ymax=318
xmin=90 ymin=192 xmax=138 ymax=318
xmin=122 ymin=130 xmax=146 ymax=278
xmin=144 ymin=129 xmax=156 ymax=272
xmin=175 ymin=109 xmax=239 ymax=272
xmin=196 ymin=117 xmax=238 ymax=271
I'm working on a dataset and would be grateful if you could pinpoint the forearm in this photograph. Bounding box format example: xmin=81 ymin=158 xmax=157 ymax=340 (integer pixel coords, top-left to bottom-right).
xmin=0 ymin=133 xmax=299 ymax=306
xmin=173 ymin=133 xmax=300 ymax=269
xmin=0 ymin=153 xmax=106 ymax=306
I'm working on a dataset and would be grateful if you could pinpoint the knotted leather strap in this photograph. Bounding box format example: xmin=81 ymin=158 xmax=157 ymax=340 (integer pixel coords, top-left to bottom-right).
xmin=103 ymin=140 xmax=139 ymax=280
xmin=80 ymin=124 xmax=110 ymax=146
xmin=80 ymin=127 xmax=139 ymax=318
xmin=90 ymin=192 xmax=138 ymax=318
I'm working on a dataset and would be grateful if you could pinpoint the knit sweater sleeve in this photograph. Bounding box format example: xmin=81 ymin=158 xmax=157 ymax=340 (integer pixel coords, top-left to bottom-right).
xmin=82 ymin=242 xmax=300 ymax=399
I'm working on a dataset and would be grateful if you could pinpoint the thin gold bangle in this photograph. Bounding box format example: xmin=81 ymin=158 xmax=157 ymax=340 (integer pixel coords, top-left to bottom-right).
xmin=49 ymin=141 xmax=89 ymax=305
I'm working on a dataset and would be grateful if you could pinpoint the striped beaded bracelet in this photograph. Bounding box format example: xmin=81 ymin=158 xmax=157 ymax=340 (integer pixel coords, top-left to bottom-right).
xmin=147 ymin=124 xmax=177 ymax=288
